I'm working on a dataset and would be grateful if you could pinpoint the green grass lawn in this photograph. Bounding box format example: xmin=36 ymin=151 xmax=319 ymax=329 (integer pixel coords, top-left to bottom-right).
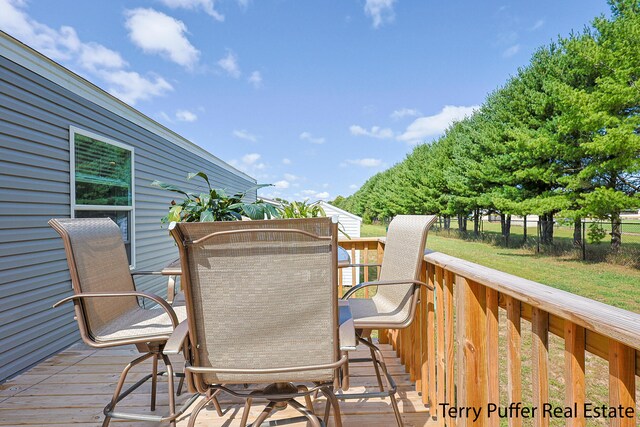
xmin=361 ymin=223 xmax=640 ymax=313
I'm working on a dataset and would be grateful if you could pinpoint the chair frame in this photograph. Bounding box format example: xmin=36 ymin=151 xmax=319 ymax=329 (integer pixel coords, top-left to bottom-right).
xmin=49 ymin=218 xmax=202 ymax=427
xmin=338 ymin=215 xmax=437 ymax=427
xmin=168 ymin=219 xmax=349 ymax=427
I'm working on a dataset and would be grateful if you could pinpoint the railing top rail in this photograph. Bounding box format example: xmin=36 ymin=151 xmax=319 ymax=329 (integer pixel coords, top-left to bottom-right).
xmin=425 ymin=250 xmax=640 ymax=351
xmin=338 ymin=237 xmax=385 ymax=243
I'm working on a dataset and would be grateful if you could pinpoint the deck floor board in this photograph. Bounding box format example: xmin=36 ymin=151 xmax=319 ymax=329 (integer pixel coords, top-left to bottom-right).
xmin=0 ymin=343 xmax=436 ymax=426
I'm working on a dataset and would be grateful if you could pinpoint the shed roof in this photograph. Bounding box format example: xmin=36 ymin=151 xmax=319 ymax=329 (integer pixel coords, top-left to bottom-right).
xmin=318 ymin=201 xmax=362 ymax=222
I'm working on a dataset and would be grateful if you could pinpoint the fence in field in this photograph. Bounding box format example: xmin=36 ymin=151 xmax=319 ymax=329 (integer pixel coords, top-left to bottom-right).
xmin=430 ymin=217 xmax=640 ymax=261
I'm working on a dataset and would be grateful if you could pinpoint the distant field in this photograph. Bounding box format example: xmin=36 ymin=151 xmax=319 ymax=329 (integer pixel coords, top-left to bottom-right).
xmin=361 ymin=223 xmax=640 ymax=313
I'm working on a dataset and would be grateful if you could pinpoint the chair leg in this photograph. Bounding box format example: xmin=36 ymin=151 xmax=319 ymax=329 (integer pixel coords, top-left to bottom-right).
xmin=368 ymin=337 xmax=384 ymax=392
xmin=357 ymin=337 xmax=404 ymax=427
xmin=321 ymin=387 xmax=342 ymax=427
xmin=207 ymin=388 xmax=223 ymax=417
xmin=240 ymin=397 xmax=253 ymax=427
xmin=389 ymin=392 xmax=404 ymax=427
xmin=373 ymin=348 xmax=403 ymax=427
xmin=289 ymin=400 xmax=322 ymax=427
xmin=161 ymin=354 xmax=177 ymax=427
xmin=102 ymin=352 xmax=154 ymax=427
xmin=187 ymin=393 xmax=217 ymax=427
xmin=177 ymin=376 xmax=185 ymax=396
xmin=151 ymin=353 xmax=158 ymax=411
xmin=249 ymin=401 xmax=276 ymax=427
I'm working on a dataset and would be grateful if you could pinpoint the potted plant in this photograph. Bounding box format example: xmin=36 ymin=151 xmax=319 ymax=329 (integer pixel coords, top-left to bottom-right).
xmin=152 ymin=172 xmax=280 ymax=223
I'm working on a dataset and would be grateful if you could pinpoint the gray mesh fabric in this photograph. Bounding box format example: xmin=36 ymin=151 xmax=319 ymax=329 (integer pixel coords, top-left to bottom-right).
xmin=95 ymin=303 xmax=187 ymax=341
xmin=176 ymin=218 xmax=338 ymax=384
xmin=52 ymin=218 xmax=139 ymax=336
xmin=349 ymin=215 xmax=436 ymax=327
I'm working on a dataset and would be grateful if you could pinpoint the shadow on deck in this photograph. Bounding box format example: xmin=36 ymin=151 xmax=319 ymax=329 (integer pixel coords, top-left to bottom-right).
xmin=0 ymin=342 xmax=435 ymax=426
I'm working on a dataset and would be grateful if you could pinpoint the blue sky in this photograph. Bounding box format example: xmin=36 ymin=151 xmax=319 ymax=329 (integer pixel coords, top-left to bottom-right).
xmin=1 ymin=0 xmax=611 ymax=201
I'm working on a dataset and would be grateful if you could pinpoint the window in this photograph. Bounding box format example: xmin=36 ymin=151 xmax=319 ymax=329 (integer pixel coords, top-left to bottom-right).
xmin=70 ymin=126 xmax=135 ymax=267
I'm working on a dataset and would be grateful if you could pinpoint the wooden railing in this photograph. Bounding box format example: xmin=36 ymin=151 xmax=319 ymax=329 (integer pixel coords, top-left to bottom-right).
xmin=338 ymin=237 xmax=639 ymax=427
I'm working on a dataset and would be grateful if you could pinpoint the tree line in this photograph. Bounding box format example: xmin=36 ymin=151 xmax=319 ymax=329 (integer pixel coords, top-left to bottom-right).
xmin=332 ymin=0 xmax=640 ymax=251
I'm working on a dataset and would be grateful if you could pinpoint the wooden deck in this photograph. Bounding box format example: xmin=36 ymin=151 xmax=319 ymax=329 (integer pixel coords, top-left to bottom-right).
xmin=0 ymin=342 xmax=435 ymax=426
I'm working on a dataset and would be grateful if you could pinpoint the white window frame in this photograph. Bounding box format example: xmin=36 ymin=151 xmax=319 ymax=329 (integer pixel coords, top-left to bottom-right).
xmin=69 ymin=126 xmax=136 ymax=268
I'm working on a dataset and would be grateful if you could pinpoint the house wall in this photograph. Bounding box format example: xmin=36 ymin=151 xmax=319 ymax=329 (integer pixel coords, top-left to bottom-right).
xmin=0 ymin=54 xmax=255 ymax=382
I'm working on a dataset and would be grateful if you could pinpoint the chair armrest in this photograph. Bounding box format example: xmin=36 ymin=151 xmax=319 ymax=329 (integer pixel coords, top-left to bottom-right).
xmin=53 ymin=291 xmax=179 ymax=327
xmin=164 ymin=320 xmax=189 ymax=355
xmin=342 ymin=279 xmax=433 ymax=299
xmin=338 ymin=301 xmax=357 ymax=351
xmin=130 ymin=270 xmax=164 ymax=276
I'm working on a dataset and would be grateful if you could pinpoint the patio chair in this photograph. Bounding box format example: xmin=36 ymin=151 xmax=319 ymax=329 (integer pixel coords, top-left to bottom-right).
xmin=49 ymin=218 xmax=204 ymax=427
xmin=340 ymin=214 xmax=437 ymax=427
xmin=166 ymin=217 xmax=352 ymax=427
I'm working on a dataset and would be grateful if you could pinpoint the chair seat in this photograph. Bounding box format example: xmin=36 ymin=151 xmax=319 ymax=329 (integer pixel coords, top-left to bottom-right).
xmin=348 ymin=297 xmax=410 ymax=328
xmin=95 ymin=299 xmax=187 ymax=342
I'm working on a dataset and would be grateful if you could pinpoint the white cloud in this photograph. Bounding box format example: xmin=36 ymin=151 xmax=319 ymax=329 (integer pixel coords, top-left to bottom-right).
xmin=390 ymin=108 xmax=420 ymax=120
xmin=248 ymin=71 xmax=262 ymax=88
xmin=300 ymin=189 xmax=330 ymax=200
xmin=218 ymin=50 xmax=241 ymax=78
xmin=159 ymin=0 xmax=224 ymax=21
xmin=349 ymin=125 xmax=394 ymax=139
xmin=282 ymin=158 xmax=292 ymax=165
xmin=503 ymin=44 xmax=521 ymax=58
xmin=0 ymin=0 xmax=80 ymax=61
xmin=530 ymin=19 xmax=544 ymax=31
xmin=345 ymin=158 xmax=382 ymax=167
xmin=176 ymin=109 xmax=197 ymax=122
xmin=236 ymin=0 xmax=249 ymax=8
xmin=349 ymin=184 xmax=358 ymax=190
xmin=274 ymin=180 xmax=290 ymax=189
xmin=283 ymin=173 xmax=298 ymax=181
xmin=233 ymin=129 xmax=258 ymax=142
xmin=299 ymin=131 xmax=326 ymax=144
xmin=242 ymin=153 xmax=261 ymax=165
xmin=125 ymin=8 xmax=200 ymax=69
xmin=229 ymin=152 xmax=267 ymax=177
xmin=364 ymin=0 xmax=396 ymax=29
xmin=397 ymin=105 xmax=479 ymax=144
xmin=100 ymin=70 xmax=173 ymax=105
xmin=0 ymin=0 xmax=173 ymax=106
xmin=79 ymin=43 xmax=127 ymax=71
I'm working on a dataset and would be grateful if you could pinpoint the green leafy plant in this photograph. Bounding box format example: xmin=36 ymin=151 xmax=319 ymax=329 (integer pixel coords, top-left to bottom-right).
xmin=587 ymin=222 xmax=607 ymax=244
xmin=275 ymin=198 xmax=350 ymax=238
xmin=276 ymin=199 xmax=327 ymax=218
xmin=152 ymin=172 xmax=280 ymax=222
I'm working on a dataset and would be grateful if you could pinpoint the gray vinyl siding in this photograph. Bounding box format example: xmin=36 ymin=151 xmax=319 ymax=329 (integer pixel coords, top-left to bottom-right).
xmin=0 ymin=55 xmax=255 ymax=382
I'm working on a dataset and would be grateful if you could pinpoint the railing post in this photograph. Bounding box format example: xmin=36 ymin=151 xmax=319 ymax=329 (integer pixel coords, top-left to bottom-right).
xmin=445 ymin=270 xmax=455 ymax=415
xmin=435 ymin=266 xmax=445 ymax=424
xmin=455 ymin=276 xmax=488 ymax=426
xmin=416 ymin=261 xmax=426 ymax=393
xmin=531 ymin=307 xmax=549 ymax=427
xmin=486 ymin=288 xmax=499 ymax=427
xmin=421 ymin=262 xmax=435 ymax=405
xmin=564 ymin=322 xmax=585 ymax=427
xmin=363 ymin=246 xmax=369 ymax=298
xmin=608 ymin=339 xmax=635 ymax=427
xmin=506 ymin=296 xmax=522 ymax=427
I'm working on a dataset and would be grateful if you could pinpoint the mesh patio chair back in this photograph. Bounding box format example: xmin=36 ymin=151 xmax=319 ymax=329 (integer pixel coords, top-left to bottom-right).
xmin=171 ymin=217 xmax=339 ymax=385
xmin=49 ymin=218 xmax=139 ymax=337
xmin=372 ymin=215 xmax=437 ymax=322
